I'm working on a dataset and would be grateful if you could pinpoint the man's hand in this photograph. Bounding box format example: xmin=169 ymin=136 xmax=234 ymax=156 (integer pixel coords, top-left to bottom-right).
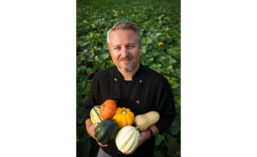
xmin=85 ymin=119 xmax=108 ymax=147
xmin=138 ymin=131 xmax=149 ymax=145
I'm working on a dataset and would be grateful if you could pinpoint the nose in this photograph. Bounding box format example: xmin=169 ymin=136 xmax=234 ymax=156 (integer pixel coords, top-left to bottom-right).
xmin=120 ymin=47 xmax=129 ymax=58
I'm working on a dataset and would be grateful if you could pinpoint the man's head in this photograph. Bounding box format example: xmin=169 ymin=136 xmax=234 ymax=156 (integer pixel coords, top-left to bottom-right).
xmin=107 ymin=21 xmax=141 ymax=45
xmin=107 ymin=21 xmax=142 ymax=73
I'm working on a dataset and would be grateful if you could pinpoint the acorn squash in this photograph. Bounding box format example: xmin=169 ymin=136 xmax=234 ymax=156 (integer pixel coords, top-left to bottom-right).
xmin=94 ymin=120 xmax=118 ymax=145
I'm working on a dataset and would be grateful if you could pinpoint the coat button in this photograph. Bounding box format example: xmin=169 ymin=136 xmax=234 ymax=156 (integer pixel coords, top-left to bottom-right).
xmin=136 ymin=100 xmax=140 ymax=104
xmin=139 ymin=80 xmax=142 ymax=83
xmin=114 ymin=78 xmax=118 ymax=82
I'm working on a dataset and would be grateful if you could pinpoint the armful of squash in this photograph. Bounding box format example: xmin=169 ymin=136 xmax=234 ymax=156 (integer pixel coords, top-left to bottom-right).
xmin=134 ymin=111 xmax=160 ymax=131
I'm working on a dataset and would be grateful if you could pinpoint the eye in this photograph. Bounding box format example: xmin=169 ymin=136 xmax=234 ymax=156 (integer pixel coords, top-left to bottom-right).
xmin=127 ymin=45 xmax=134 ymax=49
xmin=114 ymin=47 xmax=121 ymax=50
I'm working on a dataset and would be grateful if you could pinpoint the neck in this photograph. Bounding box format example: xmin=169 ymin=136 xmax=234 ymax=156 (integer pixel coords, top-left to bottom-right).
xmin=118 ymin=64 xmax=140 ymax=81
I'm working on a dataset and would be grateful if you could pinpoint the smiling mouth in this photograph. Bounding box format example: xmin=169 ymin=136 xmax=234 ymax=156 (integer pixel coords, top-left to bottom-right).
xmin=121 ymin=61 xmax=130 ymax=65
xmin=120 ymin=58 xmax=131 ymax=62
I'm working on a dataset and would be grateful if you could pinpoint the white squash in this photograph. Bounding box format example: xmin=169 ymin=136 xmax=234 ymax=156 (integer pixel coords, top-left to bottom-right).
xmin=115 ymin=126 xmax=140 ymax=154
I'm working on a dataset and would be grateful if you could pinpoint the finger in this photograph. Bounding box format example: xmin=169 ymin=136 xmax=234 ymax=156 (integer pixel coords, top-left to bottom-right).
xmin=98 ymin=142 xmax=108 ymax=147
xmin=123 ymin=149 xmax=135 ymax=155
xmin=92 ymin=123 xmax=97 ymax=129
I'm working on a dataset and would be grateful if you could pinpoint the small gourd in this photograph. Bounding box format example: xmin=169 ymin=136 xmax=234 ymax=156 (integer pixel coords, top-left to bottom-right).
xmin=100 ymin=99 xmax=117 ymax=120
xmin=90 ymin=105 xmax=102 ymax=124
xmin=112 ymin=107 xmax=134 ymax=128
xmin=115 ymin=126 xmax=140 ymax=154
xmin=134 ymin=111 xmax=160 ymax=131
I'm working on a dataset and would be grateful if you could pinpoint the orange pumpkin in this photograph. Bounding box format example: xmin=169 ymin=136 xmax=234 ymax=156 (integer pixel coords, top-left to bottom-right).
xmin=100 ymin=99 xmax=117 ymax=120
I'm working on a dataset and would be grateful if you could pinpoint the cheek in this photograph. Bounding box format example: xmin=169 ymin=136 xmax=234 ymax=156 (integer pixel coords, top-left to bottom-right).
xmin=110 ymin=52 xmax=120 ymax=61
xmin=131 ymin=50 xmax=141 ymax=59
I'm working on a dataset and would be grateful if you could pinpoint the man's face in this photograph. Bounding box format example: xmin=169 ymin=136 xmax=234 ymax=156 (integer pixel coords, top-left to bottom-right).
xmin=108 ymin=29 xmax=141 ymax=73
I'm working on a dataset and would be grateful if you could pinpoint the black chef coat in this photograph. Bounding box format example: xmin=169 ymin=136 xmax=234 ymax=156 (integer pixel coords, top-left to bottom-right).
xmin=84 ymin=64 xmax=176 ymax=157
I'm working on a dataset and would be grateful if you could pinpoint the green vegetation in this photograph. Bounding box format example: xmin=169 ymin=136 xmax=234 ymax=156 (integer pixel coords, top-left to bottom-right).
xmin=77 ymin=0 xmax=180 ymax=156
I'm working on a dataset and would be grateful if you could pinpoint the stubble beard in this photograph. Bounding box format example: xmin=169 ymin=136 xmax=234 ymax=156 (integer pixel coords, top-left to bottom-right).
xmin=120 ymin=63 xmax=136 ymax=72
xmin=119 ymin=60 xmax=138 ymax=73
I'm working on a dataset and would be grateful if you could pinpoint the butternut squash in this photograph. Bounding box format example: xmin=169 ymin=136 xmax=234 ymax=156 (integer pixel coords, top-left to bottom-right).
xmin=134 ymin=111 xmax=160 ymax=131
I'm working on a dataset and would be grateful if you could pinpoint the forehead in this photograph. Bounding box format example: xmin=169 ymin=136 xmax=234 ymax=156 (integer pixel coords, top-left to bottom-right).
xmin=109 ymin=29 xmax=138 ymax=46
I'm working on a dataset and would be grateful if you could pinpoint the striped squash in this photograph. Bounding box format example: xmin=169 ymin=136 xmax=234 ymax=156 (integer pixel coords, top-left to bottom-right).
xmin=115 ymin=126 xmax=140 ymax=154
xmin=90 ymin=105 xmax=102 ymax=124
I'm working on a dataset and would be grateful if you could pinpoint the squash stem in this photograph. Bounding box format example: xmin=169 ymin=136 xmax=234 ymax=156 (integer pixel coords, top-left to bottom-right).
xmin=121 ymin=110 xmax=127 ymax=114
xmin=135 ymin=126 xmax=140 ymax=130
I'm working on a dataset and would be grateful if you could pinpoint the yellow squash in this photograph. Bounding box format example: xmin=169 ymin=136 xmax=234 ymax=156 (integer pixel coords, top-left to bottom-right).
xmin=112 ymin=107 xmax=134 ymax=128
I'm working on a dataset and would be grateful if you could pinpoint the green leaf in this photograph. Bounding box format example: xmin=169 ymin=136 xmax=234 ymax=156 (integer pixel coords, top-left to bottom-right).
xmin=149 ymin=64 xmax=162 ymax=71
xmin=155 ymin=134 xmax=165 ymax=146
xmin=80 ymin=81 xmax=85 ymax=90
xmin=153 ymin=149 xmax=166 ymax=157
xmin=171 ymin=117 xmax=180 ymax=135
xmin=142 ymin=45 xmax=147 ymax=54
xmin=167 ymin=48 xmax=178 ymax=56
xmin=166 ymin=136 xmax=180 ymax=156
xmin=99 ymin=53 xmax=109 ymax=60
xmin=147 ymin=51 xmax=160 ymax=58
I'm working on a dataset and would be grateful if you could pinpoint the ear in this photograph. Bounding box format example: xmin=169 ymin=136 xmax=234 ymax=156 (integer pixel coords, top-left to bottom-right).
xmin=139 ymin=42 xmax=142 ymax=52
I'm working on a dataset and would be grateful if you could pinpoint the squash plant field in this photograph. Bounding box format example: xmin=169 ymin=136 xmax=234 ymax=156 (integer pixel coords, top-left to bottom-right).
xmin=77 ymin=0 xmax=180 ymax=156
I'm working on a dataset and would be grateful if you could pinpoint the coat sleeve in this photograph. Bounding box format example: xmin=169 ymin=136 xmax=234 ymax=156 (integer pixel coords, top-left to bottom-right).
xmin=83 ymin=73 xmax=100 ymax=121
xmin=155 ymin=78 xmax=176 ymax=134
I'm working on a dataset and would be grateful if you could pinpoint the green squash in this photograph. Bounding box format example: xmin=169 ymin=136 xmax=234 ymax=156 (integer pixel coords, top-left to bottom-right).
xmin=94 ymin=120 xmax=118 ymax=144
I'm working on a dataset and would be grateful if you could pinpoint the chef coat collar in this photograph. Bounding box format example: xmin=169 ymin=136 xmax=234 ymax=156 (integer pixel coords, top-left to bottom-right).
xmin=113 ymin=63 xmax=143 ymax=81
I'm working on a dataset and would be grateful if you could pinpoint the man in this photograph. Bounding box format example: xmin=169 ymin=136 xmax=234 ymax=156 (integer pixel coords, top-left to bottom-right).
xmin=84 ymin=21 xmax=176 ymax=157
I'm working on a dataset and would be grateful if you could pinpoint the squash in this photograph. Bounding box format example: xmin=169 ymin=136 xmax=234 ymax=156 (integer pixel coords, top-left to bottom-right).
xmin=90 ymin=105 xmax=102 ymax=124
xmin=112 ymin=107 xmax=134 ymax=128
xmin=100 ymin=99 xmax=117 ymax=120
xmin=134 ymin=111 xmax=160 ymax=131
xmin=94 ymin=120 xmax=119 ymax=145
xmin=115 ymin=126 xmax=140 ymax=154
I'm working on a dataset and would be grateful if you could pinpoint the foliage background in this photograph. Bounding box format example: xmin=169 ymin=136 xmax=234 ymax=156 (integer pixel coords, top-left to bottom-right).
xmin=77 ymin=0 xmax=180 ymax=156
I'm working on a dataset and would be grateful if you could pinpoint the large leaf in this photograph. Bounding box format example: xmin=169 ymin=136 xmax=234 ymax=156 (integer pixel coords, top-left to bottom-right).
xmin=155 ymin=134 xmax=165 ymax=146
xmin=166 ymin=136 xmax=180 ymax=157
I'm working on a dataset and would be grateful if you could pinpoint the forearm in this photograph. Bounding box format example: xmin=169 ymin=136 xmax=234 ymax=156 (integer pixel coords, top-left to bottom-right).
xmin=149 ymin=125 xmax=159 ymax=136
xmin=138 ymin=125 xmax=159 ymax=146
xmin=85 ymin=118 xmax=92 ymax=127
xmin=85 ymin=118 xmax=96 ymax=139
